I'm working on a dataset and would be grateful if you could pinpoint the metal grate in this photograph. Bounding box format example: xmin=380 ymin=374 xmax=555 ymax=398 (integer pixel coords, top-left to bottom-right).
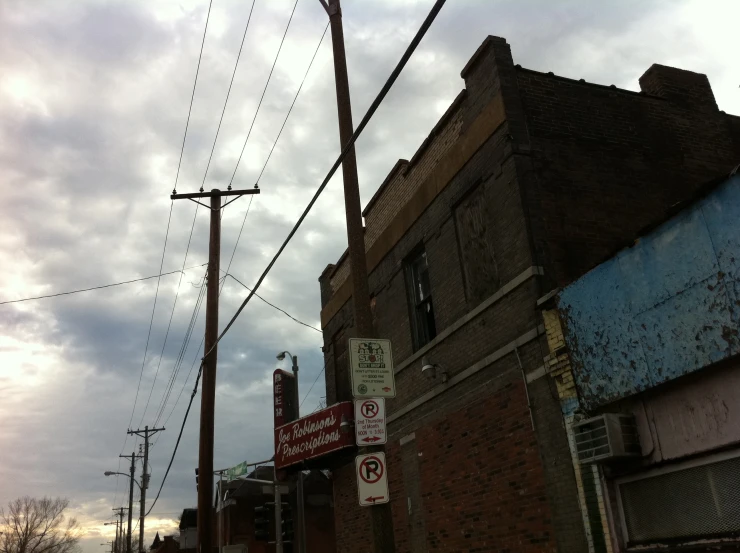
xmin=574 ymin=414 xmax=640 ymax=463
xmin=619 ymin=454 xmax=740 ymax=545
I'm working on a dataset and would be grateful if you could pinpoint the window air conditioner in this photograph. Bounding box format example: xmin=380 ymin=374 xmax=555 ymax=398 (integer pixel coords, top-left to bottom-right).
xmin=573 ymin=413 xmax=641 ymax=464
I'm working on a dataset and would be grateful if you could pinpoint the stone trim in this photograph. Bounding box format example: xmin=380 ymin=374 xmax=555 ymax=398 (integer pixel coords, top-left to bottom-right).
xmin=394 ymin=265 xmax=544 ymax=375
xmin=387 ymin=325 xmax=545 ymax=424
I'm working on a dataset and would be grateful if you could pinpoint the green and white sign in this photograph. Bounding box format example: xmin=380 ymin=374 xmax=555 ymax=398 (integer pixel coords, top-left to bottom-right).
xmin=349 ymin=338 xmax=396 ymax=398
xmin=226 ymin=460 xmax=249 ymax=481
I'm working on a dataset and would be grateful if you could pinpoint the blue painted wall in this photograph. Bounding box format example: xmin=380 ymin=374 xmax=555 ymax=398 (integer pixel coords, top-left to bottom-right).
xmin=559 ymin=175 xmax=740 ymax=410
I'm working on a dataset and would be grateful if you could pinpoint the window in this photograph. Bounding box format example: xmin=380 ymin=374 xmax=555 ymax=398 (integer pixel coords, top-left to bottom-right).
xmin=616 ymin=450 xmax=740 ymax=547
xmin=404 ymin=248 xmax=436 ymax=350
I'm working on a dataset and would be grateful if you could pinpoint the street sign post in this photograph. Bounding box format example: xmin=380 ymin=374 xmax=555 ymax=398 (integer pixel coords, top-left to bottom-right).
xmin=355 ymin=452 xmax=390 ymax=507
xmin=349 ymin=338 xmax=396 ymax=398
xmin=354 ymin=398 xmax=386 ymax=445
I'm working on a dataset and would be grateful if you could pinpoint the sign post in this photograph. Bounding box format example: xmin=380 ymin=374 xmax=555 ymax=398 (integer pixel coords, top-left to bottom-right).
xmin=349 ymin=338 xmax=396 ymax=398
xmin=355 ymin=452 xmax=389 ymax=506
xmin=354 ymin=398 xmax=386 ymax=445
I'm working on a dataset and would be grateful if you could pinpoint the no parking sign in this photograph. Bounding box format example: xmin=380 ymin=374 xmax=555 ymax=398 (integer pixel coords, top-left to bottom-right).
xmin=355 ymin=452 xmax=389 ymax=506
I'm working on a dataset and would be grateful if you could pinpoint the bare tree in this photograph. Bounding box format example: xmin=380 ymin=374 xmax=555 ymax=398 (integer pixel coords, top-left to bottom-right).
xmin=0 ymin=497 xmax=81 ymax=553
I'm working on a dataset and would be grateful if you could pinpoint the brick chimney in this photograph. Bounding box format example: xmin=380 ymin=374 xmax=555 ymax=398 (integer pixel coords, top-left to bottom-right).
xmin=639 ymin=64 xmax=718 ymax=112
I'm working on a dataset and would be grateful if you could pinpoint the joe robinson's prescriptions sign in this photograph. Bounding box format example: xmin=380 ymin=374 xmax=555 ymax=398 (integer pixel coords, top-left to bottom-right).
xmin=274 ymin=401 xmax=354 ymax=470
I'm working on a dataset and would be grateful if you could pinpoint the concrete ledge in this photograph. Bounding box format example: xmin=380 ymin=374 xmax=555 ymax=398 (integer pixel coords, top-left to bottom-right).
xmin=388 ymin=325 xmax=545 ymax=424
xmin=394 ymin=265 xmax=544 ymax=375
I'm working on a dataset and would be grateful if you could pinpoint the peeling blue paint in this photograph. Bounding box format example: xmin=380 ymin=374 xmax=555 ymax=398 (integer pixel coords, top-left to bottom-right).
xmin=559 ymin=175 xmax=740 ymax=410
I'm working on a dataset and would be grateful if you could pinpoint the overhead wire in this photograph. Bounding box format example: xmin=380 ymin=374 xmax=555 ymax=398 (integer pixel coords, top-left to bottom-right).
xmin=0 ymin=264 xmax=206 ymax=306
xmin=139 ymin=206 xmax=201 ymax=428
xmin=225 ymin=0 xmax=300 ymax=190
xmin=143 ymin=0 xmax=447 ymax=512
xmin=224 ymin=273 xmax=321 ymax=333
xmin=222 ymin=18 xmax=328 ymax=297
xmin=204 ymin=0 xmax=448 ymax=360
xmin=113 ymin=0 xmax=214 ymax=509
xmin=300 ymin=362 xmax=326 ymax=409
xmin=199 ymin=0 xmax=257 ymax=192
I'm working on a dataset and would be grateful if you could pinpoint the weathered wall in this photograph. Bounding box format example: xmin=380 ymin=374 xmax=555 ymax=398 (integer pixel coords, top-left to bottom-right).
xmin=559 ymin=175 xmax=740 ymax=410
xmin=516 ymin=65 xmax=740 ymax=288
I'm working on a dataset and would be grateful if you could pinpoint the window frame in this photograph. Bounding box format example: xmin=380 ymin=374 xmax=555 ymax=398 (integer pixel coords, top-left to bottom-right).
xmin=403 ymin=245 xmax=437 ymax=351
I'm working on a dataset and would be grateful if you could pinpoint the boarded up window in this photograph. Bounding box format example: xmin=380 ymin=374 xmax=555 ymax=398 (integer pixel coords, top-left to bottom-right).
xmin=454 ymin=182 xmax=499 ymax=304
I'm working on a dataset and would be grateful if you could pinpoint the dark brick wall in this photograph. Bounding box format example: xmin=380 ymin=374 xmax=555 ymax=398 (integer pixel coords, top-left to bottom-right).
xmin=515 ymin=64 xmax=740 ymax=287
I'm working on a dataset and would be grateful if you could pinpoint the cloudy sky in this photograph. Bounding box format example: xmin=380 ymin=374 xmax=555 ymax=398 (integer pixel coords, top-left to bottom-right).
xmin=0 ymin=0 xmax=737 ymax=551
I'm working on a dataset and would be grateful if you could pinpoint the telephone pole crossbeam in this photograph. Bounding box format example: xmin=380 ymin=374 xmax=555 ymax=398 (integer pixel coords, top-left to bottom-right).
xmin=172 ymin=187 xmax=259 ymax=553
xmin=128 ymin=426 xmax=165 ymax=552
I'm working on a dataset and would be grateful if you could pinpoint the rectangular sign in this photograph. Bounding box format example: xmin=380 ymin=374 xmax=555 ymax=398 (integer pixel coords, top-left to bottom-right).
xmin=226 ymin=460 xmax=249 ymax=482
xmin=273 ymin=369 xmax=297 ymax=429
xmin=355 ymin=452 xmax=390 ymax=507
xmin=349 ymin=338 xmax=396 ymax=398
xmin=274 ymin=402 xmax=354 ymax=470
xmin=354 ymin=398 xmax=386 ymax=445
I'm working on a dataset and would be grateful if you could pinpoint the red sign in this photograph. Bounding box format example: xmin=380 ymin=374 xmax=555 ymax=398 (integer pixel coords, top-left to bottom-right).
xmin=274 ymin=402 xmax=354 ymax=469
xmin=273 ymin=369 xmax=297 ymax=429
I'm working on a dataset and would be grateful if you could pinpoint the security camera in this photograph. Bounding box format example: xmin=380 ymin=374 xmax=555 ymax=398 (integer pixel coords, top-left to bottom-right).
xmin=421 ymin=356 xmax=436 ymax=380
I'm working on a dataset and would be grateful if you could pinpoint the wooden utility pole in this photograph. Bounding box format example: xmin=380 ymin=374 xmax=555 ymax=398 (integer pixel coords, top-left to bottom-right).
xmin=112 ymin=508 xmax=127 ymax=553
xmin=171 ymin=187 xmax=260 ymax=553
xmin=128 ymin=426 xmax=165 ymax=552
xmin=119 ymin=453 xmax=141 ymax=553
xmin=318 ymin=0 xmax=396 ymax=550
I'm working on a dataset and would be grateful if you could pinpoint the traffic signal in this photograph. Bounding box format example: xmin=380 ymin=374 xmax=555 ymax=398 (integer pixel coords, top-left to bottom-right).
xmin=194 ymin=468 xmax=199 ymax=492
xmin=281 ymin=505 xmax=294 ymax=544
xmin=254 ymin=505 xmax=270 ymax=541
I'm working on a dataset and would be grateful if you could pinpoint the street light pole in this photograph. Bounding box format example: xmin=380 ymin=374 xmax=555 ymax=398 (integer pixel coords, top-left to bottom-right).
xmin=277 ymin=351 xmax=305 ymax=553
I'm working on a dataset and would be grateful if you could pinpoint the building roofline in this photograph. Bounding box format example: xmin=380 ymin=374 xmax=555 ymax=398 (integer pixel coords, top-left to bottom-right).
xmin=362 ymin=159 xmax=409 ymax=217
xmin=514 ymin=65 xmax=649 ymax=98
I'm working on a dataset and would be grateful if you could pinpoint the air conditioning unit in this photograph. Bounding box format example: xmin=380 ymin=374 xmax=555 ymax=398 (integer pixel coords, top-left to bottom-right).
xmin=573 ymin=413 xmax=641 ymax=464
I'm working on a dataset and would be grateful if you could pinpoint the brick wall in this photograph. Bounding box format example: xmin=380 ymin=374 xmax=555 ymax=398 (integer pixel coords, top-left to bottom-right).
xmin=515 ymin=64 xmax=740 ymax=287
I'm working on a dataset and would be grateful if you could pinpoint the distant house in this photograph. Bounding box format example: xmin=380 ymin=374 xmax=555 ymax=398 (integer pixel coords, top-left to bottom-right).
xmin=149 ymin=532 xmax=178 ymax=553
xmin=178 ymin=508 xmax=197 ymax=552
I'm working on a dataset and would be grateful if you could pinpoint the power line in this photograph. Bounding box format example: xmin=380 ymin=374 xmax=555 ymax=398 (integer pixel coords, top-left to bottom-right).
xmin=145 ymin=361 xmax=204 ymax=517
xmin=222 ymin=19 xmax=328 ymax=294
xmin=115 ymin=0 xmax=213 ymax=509
xmin=205 ymin=0 xmax=447 ymax=359
xmin=226 ymin=0 xmax=300 ymax=189
xmin=224 ymin=273 xmax=321 ymax=333
xmin=199 ymin=0 xmax=257 ymax=192
xmin=0 ymin=264 xmax=206 ymax=306
xmin=172 ymin=0 xmax=214 ymax=195
xmin=254 ymin=21 xmax=329 ymax=186
xmin=124 ymin=201 xmax=175 ymax=444
xmin=139 ymin=205 xmax=201 ymax=427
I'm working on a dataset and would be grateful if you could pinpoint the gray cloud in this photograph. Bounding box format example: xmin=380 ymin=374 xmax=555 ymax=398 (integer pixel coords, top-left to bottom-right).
xmin=1 ymin=0 xmax=737 ymax=551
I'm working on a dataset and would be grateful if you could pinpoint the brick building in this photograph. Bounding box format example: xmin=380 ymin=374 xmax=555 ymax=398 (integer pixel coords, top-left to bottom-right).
xmin=317 ymin=35 xmax=740 ymax=552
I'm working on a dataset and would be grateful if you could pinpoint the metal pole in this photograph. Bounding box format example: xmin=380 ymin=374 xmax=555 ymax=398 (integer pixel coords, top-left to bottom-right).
xmin=218 ymin=472 xmax=223 ymax=553
xmin=127 ymin=454 xmax=135 ymax=553
xmin=274 ymin=468 xmax=283 ymax=553
xmin=140 ymin=428 xmax=147 ymax=553
xmin=197 ymin=189 xmax=222 ymax=553
xmin=323 ymin=1 xmax=396 ymax=551
xmin=292 ymin=355 xmax=306 ymax=553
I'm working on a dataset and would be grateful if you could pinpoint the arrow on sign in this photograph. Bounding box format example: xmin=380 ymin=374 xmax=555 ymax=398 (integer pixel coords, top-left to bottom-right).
xmin=362 ymin=436 xmax=381 ymax=443
xmin=365 ymin=496 xmax=386 ymax=503
xmin=382 ymin=386 xmax=391 ymax=392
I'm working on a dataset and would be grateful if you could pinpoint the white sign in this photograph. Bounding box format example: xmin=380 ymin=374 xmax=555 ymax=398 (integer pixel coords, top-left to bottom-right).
xmin=354 ymin=398 xmax=387 ymax=446
xmin=355 ymin=452 xmax=389 ymax=507
xmin=349 ymin=338 xmax=396 ymax=398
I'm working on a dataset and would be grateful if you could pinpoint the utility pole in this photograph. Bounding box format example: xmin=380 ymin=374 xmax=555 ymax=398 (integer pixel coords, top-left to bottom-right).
xmin=112 ymin=508 xmax=127 ymax=553
xmin=128 ymin=425 xmax=165 ymax=552
xmin=273 ymin=469 xmax=283 ymax=553
xmin=171 ymin=187 xmax=260 ymax=553
xmin=119 ymin=453 xmax=141 ymax=553
xmin=318 ymin=0 xmax=396 ymax=551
